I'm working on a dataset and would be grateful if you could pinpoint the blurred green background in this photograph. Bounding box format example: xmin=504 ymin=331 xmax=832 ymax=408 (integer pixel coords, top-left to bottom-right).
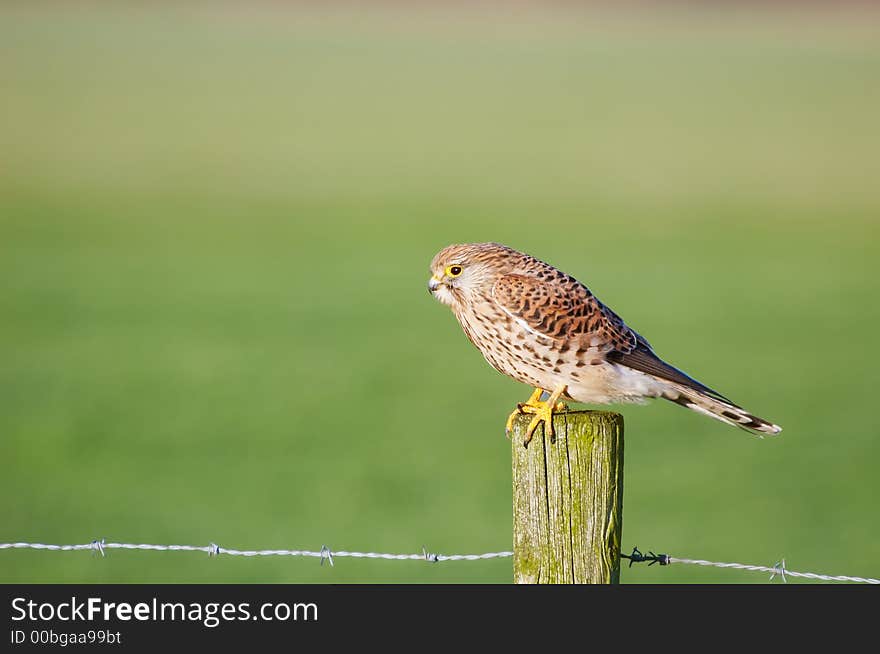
xmin=2 ymin=3 xmax=879 ymax=584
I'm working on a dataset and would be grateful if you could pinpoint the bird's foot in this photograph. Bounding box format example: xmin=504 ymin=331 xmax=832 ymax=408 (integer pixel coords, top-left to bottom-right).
xmin=520 ymin=400 xmax=568 ymax=447
xmin=505 ymin=386 xmax=568 ymax=448
xmin=505 ymin=388 xmax=544 ymax=437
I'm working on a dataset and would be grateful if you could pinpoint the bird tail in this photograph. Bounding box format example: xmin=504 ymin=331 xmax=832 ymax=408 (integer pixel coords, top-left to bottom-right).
xmin=664 ymin=383 xmax=782 ymax=437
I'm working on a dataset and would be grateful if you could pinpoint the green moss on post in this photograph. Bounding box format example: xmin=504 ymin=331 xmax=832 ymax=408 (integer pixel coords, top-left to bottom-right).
xmin=512 ymin=410 xmax=624 ymax=584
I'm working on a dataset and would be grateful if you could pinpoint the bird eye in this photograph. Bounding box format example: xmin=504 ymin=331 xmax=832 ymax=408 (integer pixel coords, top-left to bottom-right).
xmin=446 ymin=265 xmax=463 ymax=277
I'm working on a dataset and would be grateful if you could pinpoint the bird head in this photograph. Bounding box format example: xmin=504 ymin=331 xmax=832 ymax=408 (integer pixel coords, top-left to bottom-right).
xmin=428 ymin=242 xmax=513 ymax=307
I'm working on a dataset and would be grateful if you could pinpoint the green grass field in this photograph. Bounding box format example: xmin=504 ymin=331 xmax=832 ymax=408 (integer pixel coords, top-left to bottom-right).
xmin=2 ymin=4 xmax=879 ymax=583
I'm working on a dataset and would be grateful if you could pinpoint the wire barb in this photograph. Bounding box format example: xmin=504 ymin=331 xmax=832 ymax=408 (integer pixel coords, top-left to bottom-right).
xmin=770 ymin=558 xmax=787 ymax=583
xmin=422 ymin=546 xmax=439 ymax=563
xmin=90 ymin=539 xmax=105 ymax=558
xmin=320 ymin=545 xmax=334 ymax=567
xmin=621 ymin=546 xmax=669 ymax=567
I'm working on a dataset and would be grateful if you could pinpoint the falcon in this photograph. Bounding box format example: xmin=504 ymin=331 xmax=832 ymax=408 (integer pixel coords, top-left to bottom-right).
xmin=428 ymin=242 xmax=781 ymax=446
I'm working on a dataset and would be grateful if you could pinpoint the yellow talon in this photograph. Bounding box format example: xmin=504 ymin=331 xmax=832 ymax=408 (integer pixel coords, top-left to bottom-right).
xmin=504 ymin=411 xmax=517 ymax=436
xmin=505 ymin=386 xmax=568 ymax=448
xmin=505 ymin=388 xmax=543 ymax=436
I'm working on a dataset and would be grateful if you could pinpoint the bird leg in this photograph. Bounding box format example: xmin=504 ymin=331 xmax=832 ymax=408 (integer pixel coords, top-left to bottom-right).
xmin=505 ymin=385 xmax=568 ymax=448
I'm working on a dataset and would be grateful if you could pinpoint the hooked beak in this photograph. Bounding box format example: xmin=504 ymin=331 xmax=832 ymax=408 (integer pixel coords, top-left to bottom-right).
xmin=427 ymin=275 xmax=442 ymax=294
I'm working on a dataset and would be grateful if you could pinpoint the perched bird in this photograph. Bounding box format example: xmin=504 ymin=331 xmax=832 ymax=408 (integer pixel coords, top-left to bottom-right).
xmin=428 ymin=242 xmax=781 ymax=446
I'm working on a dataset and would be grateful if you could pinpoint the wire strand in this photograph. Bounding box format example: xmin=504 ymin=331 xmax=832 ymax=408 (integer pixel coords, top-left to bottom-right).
xmin=669 ymin=557 xmax=880 ymax=584
xmin=0 ymin=541 xmax=513 ymax=563
xmin=2 ymin=541 xmax=877 ymax=583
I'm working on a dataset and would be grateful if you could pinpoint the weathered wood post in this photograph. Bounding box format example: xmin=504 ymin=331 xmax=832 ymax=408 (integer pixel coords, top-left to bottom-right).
xmin=511 ymin=410 xmax=624 ymax=584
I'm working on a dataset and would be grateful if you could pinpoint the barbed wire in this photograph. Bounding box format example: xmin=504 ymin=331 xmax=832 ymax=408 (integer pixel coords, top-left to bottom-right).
xmin=668 ymin=557 xmax=880 ymax=584
xmin=2 ymin=540 xmax=877 ymax=583
xmin=0 ymin=540 xmax=512 ymax=565
xmin=622 ymin=547 xmax=880 ymax=584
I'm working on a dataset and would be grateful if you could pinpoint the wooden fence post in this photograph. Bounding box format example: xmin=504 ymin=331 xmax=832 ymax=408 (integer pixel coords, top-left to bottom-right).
xmin=511 ymin=410 xmax=624 ymax=584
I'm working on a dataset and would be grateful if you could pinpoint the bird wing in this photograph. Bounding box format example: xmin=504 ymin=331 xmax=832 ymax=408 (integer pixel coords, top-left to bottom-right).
xmin=606 ymin=344 xmax=731 ymax=402
xmin=490 ymin=273 xmax=638 ymax=353
xmin=492 ymin=272 xmax=730 ymax=401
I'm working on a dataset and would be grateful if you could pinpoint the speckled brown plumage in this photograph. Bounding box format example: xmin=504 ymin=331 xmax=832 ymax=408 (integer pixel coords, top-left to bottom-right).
xmin=428 ymin=242 xmax=781 ymax=440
